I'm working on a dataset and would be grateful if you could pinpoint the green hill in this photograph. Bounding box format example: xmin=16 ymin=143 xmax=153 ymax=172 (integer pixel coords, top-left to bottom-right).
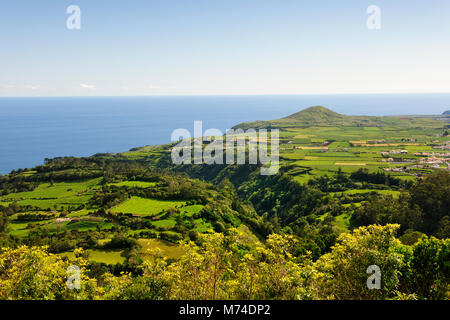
xmin=233 ymin=105 xmax=445 ymax=130
xmin=283 ymin=106 xmax=345 ymax=122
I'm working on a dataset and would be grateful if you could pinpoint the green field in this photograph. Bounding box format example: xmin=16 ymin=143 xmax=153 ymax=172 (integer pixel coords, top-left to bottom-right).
xmin=111 ymin=196 xmax=186 ymax=217
xmin=180 ymin=204 xmax=204 ymax=217
xmin=8 ymin=221 xmax=45 ymax=237
xmin=151 ymin=219 xmax=176 ymax=228
xmin=8 ymin=218 xmax=114 ymax=237
xmin=0 ymin=178 xmax=101 ymax=210
xmin=60 ymin=249 xmax=126 ymax=264
xmin=330 ymin=189 xmax=401 ymax=197
xmin=139 ymin=238 xmax=185 ymax=259
xmin=224 ymin=107 xmax=448 ymax=182
xmin=108 ymin=181 xmax=157 ymax=188
xmin=332 ymin=213 xmax=352 ymax=233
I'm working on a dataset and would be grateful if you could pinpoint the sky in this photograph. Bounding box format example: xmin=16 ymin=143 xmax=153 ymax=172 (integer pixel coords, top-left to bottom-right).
xmin=0 ymin=0 xmax=449 ymax=96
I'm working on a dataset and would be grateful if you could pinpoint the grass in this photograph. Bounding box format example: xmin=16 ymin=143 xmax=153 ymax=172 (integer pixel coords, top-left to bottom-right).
xmin=60 ymin=249 xmax=126 ymax=264
xmin=0 ymin=178 xmax=101 ymax=210
xmin=8 ymin=221 xmax=45 ymax=237
xmin=180 ymin=204 xmax=204 ymax=217
xmin=8 ymin=218 xmax=114 ymax=237
xmin=64 ymin=220 xmax=115 ymax=232
xmin=151 ymin=219 xmax=176 ymax=228
xmin=333 ymin=213 xmax=352 ymax=233
xmin=111 ymin=196 xmax=186 ymax=217
xmin=330 ymin=189 xmax=401 ymax=197
xmin=66 ymin=209 xmax=93 ymax=218
xmin=108 ymin=181 xmax=157 ymax=188
xmin=10 ymin=211 xmax=55 ymax=221
xmin=138 ymin=238 xmax=185 ymax=259
xmin=193 ymin=219 xmax=213 ymax=233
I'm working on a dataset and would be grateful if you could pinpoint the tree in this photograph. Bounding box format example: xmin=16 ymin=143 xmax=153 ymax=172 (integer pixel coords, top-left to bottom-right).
xmin=313 ymin=224 xmax=404 ymax=300
xmin=144 ymin=229 xmax=313 ymax=300
xmin=0 ymin=211 xmax=9 ymax=233
xmin=399 ymin=229 xmax=425 ymax=245
xmin=0 ymin=246 xmax=98 ymax=299
xmin=407 ymin=236 xmax=449 ymax=299
xmin=409 ymin=171 xmax=450 ymax=235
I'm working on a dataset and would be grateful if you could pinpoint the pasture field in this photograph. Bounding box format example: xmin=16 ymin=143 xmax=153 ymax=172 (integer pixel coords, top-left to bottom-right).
xmin=8 ymin=220 xmax=45 ymax=237
xmin=7 ymin=217 xmax=114 ymax=237
xmin=108 ymin=181 xmax=157 ymax=188
xmin=332 ymin=213 xmax=352 ymax=233
xmin=139 ymin=238 xmax=185 ymax=259
xmin=330 ymin=189 xmax=401 ymax=197
xmin=180 ymin=204 xmax=204 ymax=217
xmin=111 ymin=196 xmax=186 ymax=217
xmin=66 ymin=209 xmax=93 ymax=218
xmin=0 ymin=178 xmax=101 ymax=210
xmin=63 ymin=220 xmax=115 ymax=232
xmin=275 ymin=120 xmax=447 ymax=182
xmin=60 ymin=249 xmax=126 ymax=264
xmin=151 ymin=219 xmax=176 ymax=228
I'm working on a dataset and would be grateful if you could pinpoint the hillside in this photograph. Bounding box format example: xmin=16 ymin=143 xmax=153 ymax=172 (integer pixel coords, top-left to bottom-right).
xmin=283 ymin=106 xmax=346 ymax=121
xmin=1 ymin=106 xmax=449 ymax=301
xmin=233 ymin=106 xmax=445 ymax=130
xmin=115 ymin=106 xmax=449 ymax=186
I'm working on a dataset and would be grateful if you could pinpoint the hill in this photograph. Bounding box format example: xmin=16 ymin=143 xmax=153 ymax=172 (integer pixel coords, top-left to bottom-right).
xmin=283 ymin=106 xmax=345 ymax=122
xmin=233 ymin=105 xmax=444 ymax=130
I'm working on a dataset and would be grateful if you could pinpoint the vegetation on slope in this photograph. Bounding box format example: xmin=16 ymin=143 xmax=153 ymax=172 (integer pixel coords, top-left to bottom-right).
xmin=0 ymin=106 xmax=448 ymax=300
xmin=1 ymin=225 xmax=448 ymax=300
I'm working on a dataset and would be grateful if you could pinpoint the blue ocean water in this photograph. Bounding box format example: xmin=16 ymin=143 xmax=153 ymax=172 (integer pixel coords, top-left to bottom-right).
xmin=1 ymin=94 xmax=449 ymax=174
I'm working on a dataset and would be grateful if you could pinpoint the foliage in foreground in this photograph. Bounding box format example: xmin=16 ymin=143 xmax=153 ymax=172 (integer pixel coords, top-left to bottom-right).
xmin=0 ymin=224 xmax=448 ymax=300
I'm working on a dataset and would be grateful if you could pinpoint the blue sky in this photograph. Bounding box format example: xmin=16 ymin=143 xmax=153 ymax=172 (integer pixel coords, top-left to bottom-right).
xmin=0 ymin=0 xmax=449 ymax=96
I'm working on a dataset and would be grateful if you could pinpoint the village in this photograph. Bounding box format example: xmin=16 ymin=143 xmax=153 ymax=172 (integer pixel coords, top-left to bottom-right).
xmin=381 ymin=141 xmax=450 ymax=173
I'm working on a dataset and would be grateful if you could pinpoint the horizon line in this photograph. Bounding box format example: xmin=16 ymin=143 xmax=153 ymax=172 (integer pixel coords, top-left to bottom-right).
xmin=1 ymin=91 xmax=450 ymax=98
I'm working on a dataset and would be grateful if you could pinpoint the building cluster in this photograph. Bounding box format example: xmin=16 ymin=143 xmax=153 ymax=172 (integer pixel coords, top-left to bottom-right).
xmin=400 ymin=138 xmax=417 ymax=142
xmin=383 ymin=167 xmax=405 ymax=172
xmin=381 ymin=146 xmax=450 ymax=172
xmin=432 ymin=141 xmax=450 ymax=150
xmin=418 ymin=155 xmax=450 ymax=167
xmin=413 ymin=151 xmax=450 ymax=157
xmin=380 ymin=149 xmax=408 ymax=157
xmin=367 ymin=139 xmax=386 ymax=144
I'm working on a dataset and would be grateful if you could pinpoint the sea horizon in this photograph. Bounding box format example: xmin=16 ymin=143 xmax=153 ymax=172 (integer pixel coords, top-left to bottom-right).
xmin=1 ymin=93 xmax=450 ymax=174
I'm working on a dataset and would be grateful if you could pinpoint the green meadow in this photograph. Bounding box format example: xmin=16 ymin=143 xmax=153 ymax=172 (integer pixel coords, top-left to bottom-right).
xmin=0 ymin=178 xmax=101 ymax=210
xmin=111 ymin=196 xmax=186 ymax=217
xmin=8 ymin=218 xmax=114 ymax=237
xmin=139 ymin=238 xmax=185 ymax=260
xmin=108 ymin=181 xmax=157 ymax=188
xmin=180 ymin=204 xmax=204 ymax=217
xmin=60 ymin=249 xmax=126 ymax=264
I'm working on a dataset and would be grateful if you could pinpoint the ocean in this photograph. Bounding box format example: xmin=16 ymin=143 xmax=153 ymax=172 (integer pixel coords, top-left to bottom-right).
xmin=1 ymin=94 xmax=449 ymax=174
